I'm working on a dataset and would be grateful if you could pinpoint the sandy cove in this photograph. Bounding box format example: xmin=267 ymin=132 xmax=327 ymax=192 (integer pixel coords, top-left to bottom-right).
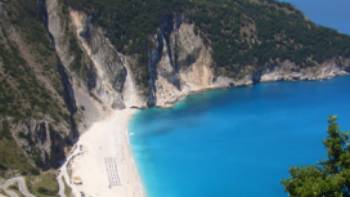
xmin=59 ymin=109 xmax=145 ymax=197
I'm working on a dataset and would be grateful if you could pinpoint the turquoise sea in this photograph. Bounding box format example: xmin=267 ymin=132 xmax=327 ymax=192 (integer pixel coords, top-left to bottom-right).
xmin=130 ymin=1 xmax=350 ymax=197
xmin=130 ymin=77 xmax=350 ymax=197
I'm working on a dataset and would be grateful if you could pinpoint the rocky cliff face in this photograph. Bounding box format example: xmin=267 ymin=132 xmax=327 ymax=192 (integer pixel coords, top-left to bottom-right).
xmin=14 ymin=119 xmax=68 ymax=169
xmin=48 ymin=6 xmax=234 ymax=110
xmin=47 ymin=2 xmax=350 ymax=111
xmin=1 ymin=0 xmax=350 ymax=176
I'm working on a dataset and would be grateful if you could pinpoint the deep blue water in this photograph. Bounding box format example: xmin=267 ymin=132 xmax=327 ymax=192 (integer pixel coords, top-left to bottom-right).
xmin=130 ymin=77 xmax=350 ymax=197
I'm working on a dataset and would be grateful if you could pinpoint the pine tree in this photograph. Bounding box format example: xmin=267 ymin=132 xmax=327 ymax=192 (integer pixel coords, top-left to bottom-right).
xmin=282 ymin=116 xmax=350 ymax=197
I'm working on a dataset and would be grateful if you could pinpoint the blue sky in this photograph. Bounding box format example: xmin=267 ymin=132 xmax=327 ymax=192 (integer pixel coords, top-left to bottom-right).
xmin=281 ymin=0 xmax=350 ymax=35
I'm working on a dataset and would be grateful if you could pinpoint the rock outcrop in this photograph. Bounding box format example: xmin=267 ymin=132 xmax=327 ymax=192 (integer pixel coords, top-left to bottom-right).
xmin=14 ymin=119 xmax=68 ymax=169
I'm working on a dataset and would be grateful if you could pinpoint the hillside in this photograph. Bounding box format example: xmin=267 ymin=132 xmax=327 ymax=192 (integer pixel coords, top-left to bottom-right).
xmin=0 ymin=0 xmax=77 ymax=175
xmin=0 ymin=0 xmax=350 ymax=195
xmin=69 ymin=0 xmax=350 ymax=78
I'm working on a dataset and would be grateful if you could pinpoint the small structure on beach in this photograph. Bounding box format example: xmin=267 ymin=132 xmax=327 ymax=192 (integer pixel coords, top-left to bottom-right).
xmin=72 ymin=176 xmax=83 ymax=185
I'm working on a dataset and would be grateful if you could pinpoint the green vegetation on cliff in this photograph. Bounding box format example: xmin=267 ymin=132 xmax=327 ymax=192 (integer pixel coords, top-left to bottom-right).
xmin=189 ymin=1 xmax=350 ymax=71
xmin=0 ymin=0 xmax=69 ymax=121
xmin=68 ymin=0 xmax=350 ymax=77
xmin=283 ymin=116 xmax=350 ymax=197
xmin=0 ymin=0 xmax=72 ymax=179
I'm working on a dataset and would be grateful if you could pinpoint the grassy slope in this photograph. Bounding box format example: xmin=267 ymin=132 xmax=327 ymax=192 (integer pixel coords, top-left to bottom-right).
xmin=26 ymin=172 xmax=59 ymax=197
xmin=0 ymin=121 xmax=37 ymax=177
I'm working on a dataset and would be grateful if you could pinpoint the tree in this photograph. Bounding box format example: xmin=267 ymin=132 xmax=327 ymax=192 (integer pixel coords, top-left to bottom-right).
xmin=282 ymin=116 xmax=350 ymax=197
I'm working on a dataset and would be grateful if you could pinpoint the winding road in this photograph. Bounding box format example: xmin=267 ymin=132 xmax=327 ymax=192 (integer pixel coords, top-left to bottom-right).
xmin=0 ymin=145 xmax=82 ymax=197
xmin=0 ymin=177 xmax=35 ymax=197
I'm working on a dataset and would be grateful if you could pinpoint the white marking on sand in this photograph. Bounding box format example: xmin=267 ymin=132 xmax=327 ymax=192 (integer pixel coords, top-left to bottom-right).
xmin=60 ymin=109 xmax=145 ymax=197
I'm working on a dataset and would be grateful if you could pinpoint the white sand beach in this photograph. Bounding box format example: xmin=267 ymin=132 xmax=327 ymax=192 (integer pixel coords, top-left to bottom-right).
xmin=59 ymin=109 xmax=145 ymax=197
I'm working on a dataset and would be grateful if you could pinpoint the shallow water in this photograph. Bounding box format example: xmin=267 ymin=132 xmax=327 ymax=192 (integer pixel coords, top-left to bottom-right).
xmin=130 ymin=77 xmax=350 ymax=197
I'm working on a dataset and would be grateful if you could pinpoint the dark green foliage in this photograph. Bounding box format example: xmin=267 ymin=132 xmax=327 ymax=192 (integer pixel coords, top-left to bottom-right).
xmin=323 ymin=117 xmax=350 ymax=174
xmin=282 ymin=116 xmax=350 ymax=197
xmin=0 ymin=121 xmax=12 ymax=140
xmin=187 ymin=0 xmax=350 ymax=76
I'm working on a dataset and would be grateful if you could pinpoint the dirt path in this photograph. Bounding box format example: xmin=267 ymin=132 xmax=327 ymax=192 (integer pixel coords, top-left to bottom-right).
xmin=0 ymin=177 xmax=35 ymax=197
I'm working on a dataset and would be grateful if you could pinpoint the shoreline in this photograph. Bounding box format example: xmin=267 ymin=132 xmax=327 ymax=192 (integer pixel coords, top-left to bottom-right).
xmin=152 ymin=72 xmax=350 ymax=109
xmin=57 ymin=73 xmax=350 ymax=197
xmin=59 ymin=109 xmax=145 ymax=197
